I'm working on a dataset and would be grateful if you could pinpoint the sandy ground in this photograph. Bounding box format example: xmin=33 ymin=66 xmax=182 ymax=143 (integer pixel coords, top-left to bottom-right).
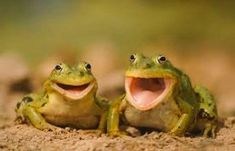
xmin=0 ymin=117 xmax=234 ymax=151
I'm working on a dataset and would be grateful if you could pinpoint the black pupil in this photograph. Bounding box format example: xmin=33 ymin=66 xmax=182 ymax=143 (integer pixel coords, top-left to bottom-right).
xmin=55 ymin=65 xmax=62 ymax=70
xmin=86 ymin=64 xmax=91 ymax=70
xmin=130 ymin=55 xmax=135 ymax=61
xmin=159 ymin=56 xmax=166 ymax=62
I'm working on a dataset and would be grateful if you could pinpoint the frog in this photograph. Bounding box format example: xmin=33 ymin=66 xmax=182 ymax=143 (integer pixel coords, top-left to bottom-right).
xmin=15 ymin=62 xmax=108 ymax=131
xmin=107 ymin=53 xmax=218 ymax=137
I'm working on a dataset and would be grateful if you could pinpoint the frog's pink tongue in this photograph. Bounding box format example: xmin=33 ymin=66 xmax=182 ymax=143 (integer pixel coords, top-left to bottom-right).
xmin=127 ymin=78 xmax=166 ymax=107
xmin=56 ymin=83 xmax=89 ymax=94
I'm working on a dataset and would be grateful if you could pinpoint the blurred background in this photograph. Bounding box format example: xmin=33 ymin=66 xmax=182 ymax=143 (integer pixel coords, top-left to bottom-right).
xmin=0 ymin=1 xmax=235 ymax=125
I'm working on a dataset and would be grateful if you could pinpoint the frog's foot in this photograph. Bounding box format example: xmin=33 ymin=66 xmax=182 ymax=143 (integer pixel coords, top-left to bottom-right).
xmin=79 ymin=129 xmax=103 ymax=135
xmin=125 ymin=126 xmax=141 ymax=137
xmin=108 ymin=130 xmax=128 ymax=137
xmin=34 ymin=122 xmax=59 ymax=131
xmin=14 ymin=115 xmax=55 ymax=131
xmin=169 ymin=129 xmax=184 ymax=137
xmin=203 ymin=124 xmax=217 ymax=138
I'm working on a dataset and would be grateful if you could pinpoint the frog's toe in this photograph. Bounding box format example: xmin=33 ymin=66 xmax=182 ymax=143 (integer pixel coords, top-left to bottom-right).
xmin=169 ymin=129 xmax=185 ymax=137
xmin=34 ymin=122 xmax=57 ymax=131
xmin=109 ymin=130 xmax=128 ymax=137
xmin=169 ymin=132 xmax=183 ymax=137
xmin=203 ymin=125 xmax=216 ymax=138
xmin=49 ymin=125 xmax=63 ymax=131
xmin=79 ymin=129 xmax=103 ymax=135
xmin=211 ymin=128 xmax=216 ymax=138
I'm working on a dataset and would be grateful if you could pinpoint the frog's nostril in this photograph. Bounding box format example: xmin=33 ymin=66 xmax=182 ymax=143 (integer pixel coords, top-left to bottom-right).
xmin=146 ymin=63 xmax=151 ymax=67
xmin=79 ymin=71 xmax=84 ymax=76
xmin=143 ymin=62 xmax=151 ymax=69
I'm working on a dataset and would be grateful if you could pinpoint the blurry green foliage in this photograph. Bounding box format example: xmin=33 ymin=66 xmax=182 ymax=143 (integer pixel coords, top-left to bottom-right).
xmin=0 ymin=1 xmax=235 ymax=63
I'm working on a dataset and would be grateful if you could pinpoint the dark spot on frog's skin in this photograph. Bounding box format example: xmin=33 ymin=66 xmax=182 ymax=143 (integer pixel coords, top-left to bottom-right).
xmin=80 ymin=71 xmax=84 ymax=76
xmin=16 ymin=102 xmax=21 ymax=109
xmin=41 ymin=102 xmax=47 ymax=107
xmin=22 ymin=96 xmax=33 ymax=103
xmin=198 ymin=109 xmax=209 ymax=118
xmin=198 ymin=109 xmax=214 ymax=120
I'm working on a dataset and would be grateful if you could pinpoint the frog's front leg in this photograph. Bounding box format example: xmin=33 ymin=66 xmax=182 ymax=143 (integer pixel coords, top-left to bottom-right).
xmin=107 ymin=95 xmax=127 ymax=136
xmin=79 ymin=111 xmax=108 ymax=135
xmin=79 ymin=97 xmax=109 ymax=135
xmin=94 ymin=96 xmax=110 ymax=132
xmin=22 ymin=105 xmax=55 ymax=130
xmin=170 ymin=97 xmax=197 ymax=136
xmin=16 ymin=96 xmax=54 ymax=130
xmin=97 ymin=111 xmax=108 ymax=132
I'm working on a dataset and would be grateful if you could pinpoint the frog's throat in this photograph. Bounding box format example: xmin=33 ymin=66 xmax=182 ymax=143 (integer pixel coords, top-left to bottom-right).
xmin=51 ymin=81 xmax=95 ymax=100
xmin=125 ymin=77 xmax=174 ymax=111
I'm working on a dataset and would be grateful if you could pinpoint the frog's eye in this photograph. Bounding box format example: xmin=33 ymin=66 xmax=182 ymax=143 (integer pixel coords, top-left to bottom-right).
xmin=157 ymin=55 xmax=167 ymax=64
xmin=84 ymin=63 xmax=92 ymax=72
xmin=54 ymin=64 xmax=63 ymax=71
xmin=129 ymin=54 xmax=136 ymax=63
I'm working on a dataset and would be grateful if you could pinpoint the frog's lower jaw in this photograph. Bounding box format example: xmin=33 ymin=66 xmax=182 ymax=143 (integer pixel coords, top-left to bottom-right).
xmin=51 ymin=81 xmax=95 ymax=100
xmin=125 ymin=77 xmax=174 ymax=111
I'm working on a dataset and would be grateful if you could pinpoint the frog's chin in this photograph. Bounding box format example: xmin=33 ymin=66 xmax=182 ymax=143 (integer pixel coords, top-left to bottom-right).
xmin=51 ymin=82 xmax=95 ymax=100
xmin=125 ymin=77 xmax=174 ymax=111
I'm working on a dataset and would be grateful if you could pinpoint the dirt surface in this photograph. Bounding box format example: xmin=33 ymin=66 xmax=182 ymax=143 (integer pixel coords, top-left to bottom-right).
xmin=0 ymin=117 xmax=234 ymax=151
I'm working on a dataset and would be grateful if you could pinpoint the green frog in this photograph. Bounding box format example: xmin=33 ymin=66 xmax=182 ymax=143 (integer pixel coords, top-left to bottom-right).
xmin=107 ymin=53 xmax=217 ymax=137
xmin=16 ymin=62 xmax=108 ymax=131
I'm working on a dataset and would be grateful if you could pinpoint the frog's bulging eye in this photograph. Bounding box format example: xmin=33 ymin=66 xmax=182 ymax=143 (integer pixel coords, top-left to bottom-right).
xmin=84 ymin=63 xmax=92 ymax=71
xmin=55 ymin=64 xmax=62 ymax=71
xmin=129 ymin=54 xmax=136 ymax=63
xmin=157 ymin=55 xmax=167 ymax=64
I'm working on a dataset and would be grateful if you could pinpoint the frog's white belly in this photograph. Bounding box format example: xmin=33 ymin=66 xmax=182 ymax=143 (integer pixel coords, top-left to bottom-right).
xmin=124 ymin=97 xmax=182 ymax=132
xmin=39 ymin=93 xmax=101 ymax=129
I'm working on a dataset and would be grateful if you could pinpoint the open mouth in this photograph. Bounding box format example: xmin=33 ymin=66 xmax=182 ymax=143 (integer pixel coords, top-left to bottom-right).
xmin=52 ymin=82 xmax=94 ymax=100
xmin=125 ymin=77 xmax=174 ymax=110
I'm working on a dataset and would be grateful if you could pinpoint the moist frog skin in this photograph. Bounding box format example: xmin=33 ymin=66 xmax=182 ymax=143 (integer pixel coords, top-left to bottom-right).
xmin=107 ymin=53 xmax=217 ymax=137
xmin=15 ymin=62 xmax=108 ymax=131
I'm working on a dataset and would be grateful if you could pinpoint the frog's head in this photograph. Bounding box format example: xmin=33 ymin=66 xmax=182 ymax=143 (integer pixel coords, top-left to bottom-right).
xmin=45 ymin=62 xmax=97 ymax=100
xmin=125 ymin=53 xmax=181 ymax=111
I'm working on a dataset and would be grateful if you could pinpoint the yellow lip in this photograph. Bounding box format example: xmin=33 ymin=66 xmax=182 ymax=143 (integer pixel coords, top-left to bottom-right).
xmin=51 ymin=82 xmax=95 ymax=100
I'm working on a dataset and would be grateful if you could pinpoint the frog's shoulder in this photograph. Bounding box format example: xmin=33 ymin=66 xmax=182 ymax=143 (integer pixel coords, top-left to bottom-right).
xmin=25 ymin=91 xmax=48 ymax=108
